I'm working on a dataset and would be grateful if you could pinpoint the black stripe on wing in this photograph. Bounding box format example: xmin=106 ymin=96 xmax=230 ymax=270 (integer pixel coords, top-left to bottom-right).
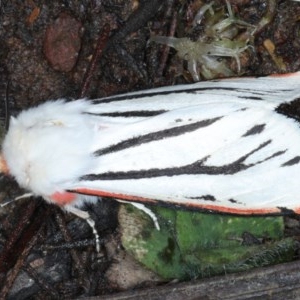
xmin=91 ymin=87 xmax=267 ymax=104
xmin=95 ymin=117 xmax=222 ymax=156
xmin=281 ymin=156 xmax=300 ymax=166
xmin=189 ymin=195 xmax=216 ymax=201
xmin=86 ymin=110 xmax=167 ymax=117
xmin=83 ymin=139 xmax=287 ymax=181
xmin=242 ymin=124 xmax=266 ymax=137
xmin=276 ymin=98 xmax=300 ymax=122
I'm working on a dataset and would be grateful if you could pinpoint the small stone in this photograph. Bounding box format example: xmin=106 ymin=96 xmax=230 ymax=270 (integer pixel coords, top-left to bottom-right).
xmin=43 ymin=13 xmax=83 ymax=72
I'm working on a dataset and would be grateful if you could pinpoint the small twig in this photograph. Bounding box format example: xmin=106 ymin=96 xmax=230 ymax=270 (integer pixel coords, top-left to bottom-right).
xmin=0 ymin=201 xmax=38 ymax=273
xmin=79 ymin=24 xmax=111 ymax=98
xmin=0 ymin=237 xmax=39 ymax=299
xmin=252 ymin=0 xmax=277 ymax=35
xmin=106 ymin=0 xmax=166 ymax=81
xmin=40 ymin=238 xmax=97 ymax=251
xmin=157 ymin=4 xmax=177 ymax=77
xmin=23 ymin=263 xmax=60 ymax=299
xmin=80 ymin=1 xmax=166 ymax=97
xmin=107 ymin=0 xmax=165 ymax=45
xmin=54 ymin=211 xmax=88 ymax=278
xmin=0 ymin=202 xmax=48 ymax=299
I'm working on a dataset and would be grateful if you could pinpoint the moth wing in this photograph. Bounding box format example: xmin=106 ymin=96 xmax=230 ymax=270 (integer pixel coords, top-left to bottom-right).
xmin=71 ymin=94 xmax=300 ymax=215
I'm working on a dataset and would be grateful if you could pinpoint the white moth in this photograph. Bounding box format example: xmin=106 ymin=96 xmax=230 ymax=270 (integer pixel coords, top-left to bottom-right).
xmin=2 ymin=72 xmax=300 ymax=223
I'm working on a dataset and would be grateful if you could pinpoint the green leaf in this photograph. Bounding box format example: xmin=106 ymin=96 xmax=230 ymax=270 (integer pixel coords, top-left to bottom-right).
xmin=119 ymin=204 xmax=295 ymax=280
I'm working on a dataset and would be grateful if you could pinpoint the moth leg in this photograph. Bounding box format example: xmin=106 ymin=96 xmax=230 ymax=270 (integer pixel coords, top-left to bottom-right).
xmin=64 ymin=205 xmax=100 ymax=252
xmin=118 ymin=201 xmax=160 ymax=230
xmin=1 ymin=192 xmax=34 ymax=207
xmin=14 ymin=192 xmax=34 ymax=200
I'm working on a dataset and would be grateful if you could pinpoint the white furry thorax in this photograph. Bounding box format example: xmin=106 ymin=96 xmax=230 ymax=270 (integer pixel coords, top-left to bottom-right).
xmin=2 ymin=100 xmax=96 ymax=204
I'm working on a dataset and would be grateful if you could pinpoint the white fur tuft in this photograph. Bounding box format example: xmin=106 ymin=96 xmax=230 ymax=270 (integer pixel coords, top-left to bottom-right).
xmin=2 ymin=100 xmax=97 ymax=205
